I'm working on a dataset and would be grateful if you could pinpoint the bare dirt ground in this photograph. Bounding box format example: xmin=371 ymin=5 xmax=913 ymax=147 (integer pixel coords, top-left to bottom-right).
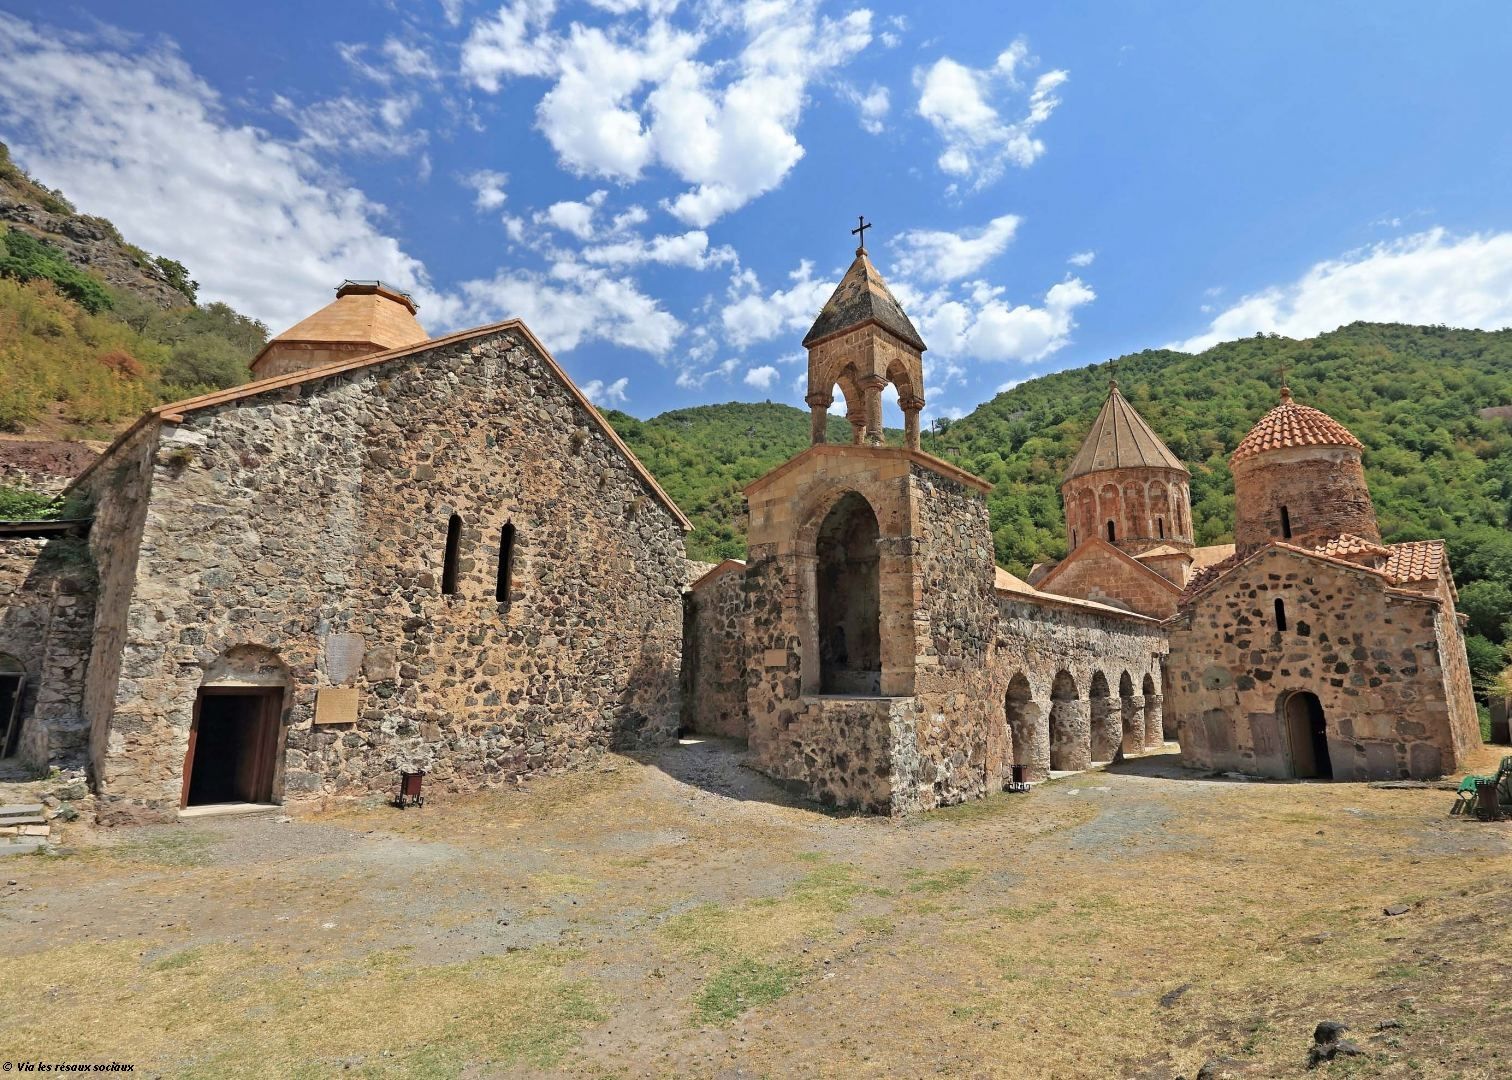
xmin=2 ymin=741 xmax=1509 ymax=1079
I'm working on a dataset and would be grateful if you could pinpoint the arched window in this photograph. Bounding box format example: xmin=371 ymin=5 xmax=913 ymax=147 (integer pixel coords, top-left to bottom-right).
xmin=441 ymin=514 xmax=462 ymax=596
xmin=1280 ymin=505 xmax=1292 ymax=539
xmin=496 ymin=523 xmax=516 ymax=604
xmin=1274 ymin=597 xmax=1288 ymax=631
xmin=1106 ymin=520 xmax=1116 ymax=542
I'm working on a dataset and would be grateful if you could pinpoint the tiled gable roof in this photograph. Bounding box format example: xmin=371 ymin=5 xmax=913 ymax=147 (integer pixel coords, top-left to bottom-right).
xmin=1231 ymin=388 xmax=1363 ymax=465
xmin=1313 ymin=533 xmax=1391 ymax=561
xmin=1382 ymin=540 xmax=1446 ymax=585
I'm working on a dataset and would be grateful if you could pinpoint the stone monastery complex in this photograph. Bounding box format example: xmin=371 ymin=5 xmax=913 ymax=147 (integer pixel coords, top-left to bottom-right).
xmin=0 ymin=246 xmax=1482 ymax=822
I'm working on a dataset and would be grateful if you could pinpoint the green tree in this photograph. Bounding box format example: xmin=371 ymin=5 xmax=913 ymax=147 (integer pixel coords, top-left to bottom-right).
xmin=1458 ymin=580 xmax=1512 ymax=643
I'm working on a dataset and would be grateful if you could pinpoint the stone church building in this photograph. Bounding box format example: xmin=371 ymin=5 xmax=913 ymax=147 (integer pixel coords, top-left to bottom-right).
xmin=0 ymin=248 xmax=1482 ymax=821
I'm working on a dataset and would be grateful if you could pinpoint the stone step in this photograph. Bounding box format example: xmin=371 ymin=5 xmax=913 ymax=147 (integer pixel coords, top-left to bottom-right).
xmin=0 ymin=804 xmax=44 ymax=818
xmin=0 ymin=841 xmax=45 ymax=857
xmin=0 ymin=815 xmax=46 ymax=827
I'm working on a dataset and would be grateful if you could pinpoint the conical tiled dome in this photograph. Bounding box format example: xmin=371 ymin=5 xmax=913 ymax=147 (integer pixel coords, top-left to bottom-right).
xmin=1231 ymin=388 xmax=1362 ymax=465
xmin=1064 ymin=383 xmax=1187 ymax=480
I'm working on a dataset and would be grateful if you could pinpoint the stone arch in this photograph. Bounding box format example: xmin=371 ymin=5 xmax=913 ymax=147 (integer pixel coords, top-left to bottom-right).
xmin=1119 ymin=671 xmax=1142 ymax=755
xmin=1005 ymin=673 xmax=1046 ymax=780
xmin=1048 ymin=670 xmax=1087 ymax=771
xmin=1144 ymin=671 xmax=1165 ymax=747
xmin=1122 ymin=481 xmax=1146 ymax=541
xmin=814 ymin=491 xmax=882 ymax=695
xmin=1089 ymin=671 xmax=1118 ymax=762
xmin=1099 ymin=483 xmax=1121 ymax=542
xmin=185 ymin=645 xmax=291 ymax=809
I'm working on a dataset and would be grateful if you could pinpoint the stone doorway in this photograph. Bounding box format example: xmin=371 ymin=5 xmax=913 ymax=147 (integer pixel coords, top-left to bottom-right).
xmin=1283 ymin=691 xmax=1332 ymax=780
xmin=0 ymin=654 xmax=24 ymax=758
xmin=816 ymin=492 xmax=881 ymax=695
xmin=1049 ymin=670 xmax=1086 ymax=771
xmin=1005 ymin=673 xmax=1044 ymax=780
xmin=182 ymin=688 xmax=282 ymax=808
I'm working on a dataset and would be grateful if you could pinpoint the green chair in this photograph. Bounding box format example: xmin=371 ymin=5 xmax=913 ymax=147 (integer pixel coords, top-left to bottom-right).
xmin=1453 ymin=756 xmax=1512 ymax=819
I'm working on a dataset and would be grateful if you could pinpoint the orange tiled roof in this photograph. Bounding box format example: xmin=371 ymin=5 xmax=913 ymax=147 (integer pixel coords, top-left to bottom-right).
xmin=1382 ymin=540 xmax=1446 ymax=584
xmin=1230 ymin=388 xmax=1363 ymax=465
xmin=1313 ymin=533 xmax=1391 ymax=560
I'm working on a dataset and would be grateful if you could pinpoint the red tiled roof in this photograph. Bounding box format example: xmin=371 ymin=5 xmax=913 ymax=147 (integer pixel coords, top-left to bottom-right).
xmin=1231 ymin=388 xmax=1364 ymax=465
xmin=1382 ymin=540 xmax=1446 ymax=584
xmin=1180 ymin=551 xmax=1243 ymax=600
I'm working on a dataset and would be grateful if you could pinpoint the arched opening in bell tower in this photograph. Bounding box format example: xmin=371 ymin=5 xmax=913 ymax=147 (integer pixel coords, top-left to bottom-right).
xmin=816 ymin=492 xmax=882 ymax=695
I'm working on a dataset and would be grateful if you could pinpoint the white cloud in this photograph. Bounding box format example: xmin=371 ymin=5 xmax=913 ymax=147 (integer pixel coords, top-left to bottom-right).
xmin=1068 ymin=250 xmax=1095 ymax=267
xmin=441 ymin=0 xmax=468 ymax=27
xmin=463 ymin=0 xmax=873 ymax=225
xmin=996 ymin=377 xmax=1026 ymax=393
xmin=914 ymin=276 xmax=1095 ymax=363
xmin=0 ymin=15 xmax=452 ymax=331
xmin=535 ymin=190 xmax=608 ymax=239
xmin=272 ymin=92 xmax=427 ymax=157
xmin=581 ymin=376 xmax=630 ymax=405
xmin=893 ymin=214 xmax=1020 ymax=282
xmin=460 ymin=0 xmax=560 ymax=90
xmin=720 ymin=260 xmax=833 ymax=348
xmin=455 ymin=259 xmax=681 ymax=355
xmin=383 ymin=37 xmax=440 ymax=81
xmin=743 ymin=364 xmax=779 ymax=389
xmin=838 ymin=82 xmax=890 ymax=135
xmin=915 ymin=38 xmax=1066 ymax=190
xmin=463 ymin=169 xmax=509 ymax=210
xmin=584 ymin=229 xmax=736 ymax=269
xmin=1173 ymin=228 xmax=1512 ymax=353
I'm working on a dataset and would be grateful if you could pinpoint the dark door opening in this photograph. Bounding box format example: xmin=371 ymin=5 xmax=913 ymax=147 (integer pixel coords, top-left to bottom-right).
xmin=1284 ymin=691 xmax=1332 ymax=779
xmin=0 ymin=672 xmax=24 ymax=757
xmin=182 ymin=689 xmax=282 ymax=807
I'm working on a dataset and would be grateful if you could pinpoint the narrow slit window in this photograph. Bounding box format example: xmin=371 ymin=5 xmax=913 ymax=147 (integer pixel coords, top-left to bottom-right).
xmin=1072 ymin=529 xmax=1078 ymax=547
xmin=1280 ymin=505 xmax=1292 ymax=539
xmin=1157 ymin=517 xmax=1164 ymax=539
xmin=1274 ymin=597 xmax=1288 ymax=631
xmin=441 ymin=513 xmax=462 ymax=596
xmin=496 ymin=523 xmax=516 ymax=604
xmin=1106 ymin=520 xmax=1116 ymax=542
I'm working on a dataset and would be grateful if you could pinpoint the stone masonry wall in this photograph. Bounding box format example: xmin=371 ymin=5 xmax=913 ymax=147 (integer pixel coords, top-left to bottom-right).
xmin=91 ymin=328 xmax=686 ymax=821
xmin=904 ymin=463 xmax=998 ymax=812
xmin=682 ymin=563 xmax=750 ymax=738
xmin=0 ymin=538 xmax=51 ymax=759
xmin=1168 ymin=548 xmax=1471 ymax=780
xmin=989 ymin=596 xmax=1168 ymax=780
xmin=1037 ymin=544 xmax=1180 ymax=618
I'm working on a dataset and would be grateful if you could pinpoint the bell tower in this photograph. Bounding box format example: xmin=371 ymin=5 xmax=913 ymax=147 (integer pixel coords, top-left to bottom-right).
xmin=801 ymin=218 xmax=926 ymax=450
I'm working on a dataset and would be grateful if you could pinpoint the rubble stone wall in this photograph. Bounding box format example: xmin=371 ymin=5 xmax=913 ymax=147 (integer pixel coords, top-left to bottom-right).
xmin=89 ymin=328 xmax=686 ymax=822
xmin=1167 ymin=547 xmax=1474 ymax=780
xmin=682 ymin=563 xmax=750 ymax=738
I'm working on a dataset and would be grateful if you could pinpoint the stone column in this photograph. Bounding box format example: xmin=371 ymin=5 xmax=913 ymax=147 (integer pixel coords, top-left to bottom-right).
xmin=1145 ymin=694 xmax=1165 ymax=748
xmin=805 ymin=392 xmax=832 ymax=445
xmin=860 ymin=374 xmax=886 ymax=446
xmin=1121 ymin=695 xmax=1145 ymax=755
xmin=1090 ymin=694 xmax=1119 ymax=763
xmin=1049 ymin=700 xmax=1090 ymax=771
xmin=901 ymin=396 xmax=924 ymax=451
xmin=848 ymin=410 xmax=866 ymax=445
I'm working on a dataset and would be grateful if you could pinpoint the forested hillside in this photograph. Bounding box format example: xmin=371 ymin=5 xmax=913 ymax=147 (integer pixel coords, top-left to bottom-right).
xmin=0 ymin=141 xmax=266 ymax=439
xmin=607 ymin=323 xmax=1512 ymax=704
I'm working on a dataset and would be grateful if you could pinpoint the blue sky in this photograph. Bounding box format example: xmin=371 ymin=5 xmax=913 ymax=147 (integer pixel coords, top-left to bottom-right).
xmin=2 ymin=2 xmax=1511 ymax=423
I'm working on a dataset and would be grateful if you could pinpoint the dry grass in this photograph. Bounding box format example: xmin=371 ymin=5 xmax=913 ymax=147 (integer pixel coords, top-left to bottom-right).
xmin=1 ymin=744 xmax=1508 ymax=1078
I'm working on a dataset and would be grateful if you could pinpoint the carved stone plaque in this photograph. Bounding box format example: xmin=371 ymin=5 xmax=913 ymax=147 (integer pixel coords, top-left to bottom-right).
xmin=314 ymin=687 xmax=359 ymax=726
xmin=326 ymin=634 xmax=366 ymax=686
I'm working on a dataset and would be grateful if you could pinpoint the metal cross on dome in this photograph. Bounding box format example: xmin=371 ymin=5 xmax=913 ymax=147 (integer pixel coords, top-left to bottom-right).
xmin=852 ymin=215 xmax=871 ymax=249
